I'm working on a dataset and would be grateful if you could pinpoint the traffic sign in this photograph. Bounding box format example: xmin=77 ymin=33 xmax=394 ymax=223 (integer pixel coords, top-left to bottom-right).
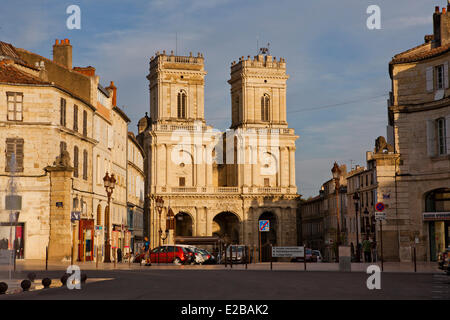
xmin=272 ymin=246 xmax=304 ymax=258
xmin=375 ymin=202 xmax=385 ymax=212
xmin=259 ymin=220 xmax=270 ymax=232
xmin=375 ymin=212 xmax=386 ymax=221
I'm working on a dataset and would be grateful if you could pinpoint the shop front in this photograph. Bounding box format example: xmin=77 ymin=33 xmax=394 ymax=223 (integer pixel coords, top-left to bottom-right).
xmin=424 ymin=188 xmax=450 ymax=261
xmin=78 ymin=219 xmax=95 ymax=261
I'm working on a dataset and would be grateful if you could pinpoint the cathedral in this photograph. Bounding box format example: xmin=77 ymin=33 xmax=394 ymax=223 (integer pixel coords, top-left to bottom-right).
xmin=137 ymin=50 xmax=299 ymax=258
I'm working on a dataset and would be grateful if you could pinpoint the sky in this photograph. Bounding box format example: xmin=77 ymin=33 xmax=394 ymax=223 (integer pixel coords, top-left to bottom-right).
xmin=0 ymin=0 xmax=439 ymax=197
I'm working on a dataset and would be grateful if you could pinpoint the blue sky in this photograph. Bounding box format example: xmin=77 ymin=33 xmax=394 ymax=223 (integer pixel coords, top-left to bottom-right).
xmin=0 ymin=0 xmax=439 ymax=197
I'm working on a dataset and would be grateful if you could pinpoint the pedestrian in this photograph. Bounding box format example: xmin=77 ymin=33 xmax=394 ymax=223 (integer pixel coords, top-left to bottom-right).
xmin=144 ymin=237 xmax=151 ymax=266
xmin=371 ymin=240 xmax=377 ymax=262
xmin=362 ymin=236 xmax=372 ymax=263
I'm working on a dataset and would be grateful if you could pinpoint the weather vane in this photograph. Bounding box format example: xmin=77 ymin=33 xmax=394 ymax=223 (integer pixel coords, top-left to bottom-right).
xmin=259 ymin=42 xmax=270 ymax=55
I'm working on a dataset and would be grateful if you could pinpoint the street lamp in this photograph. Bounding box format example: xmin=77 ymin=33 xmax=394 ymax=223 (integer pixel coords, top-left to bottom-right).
xmin=155 ymin=196 xmax=165 ymax=247
xmin=331 ymin=162 xmax=341 ymax=262
xmin=103 ymin=172 xmax=116 ymax=263
xmin=352 ymin=193 xmax=361 ymax=262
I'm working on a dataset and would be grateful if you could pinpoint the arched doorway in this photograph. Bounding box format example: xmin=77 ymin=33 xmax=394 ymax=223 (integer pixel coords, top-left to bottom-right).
xmin=213 ymin=212 xmax=240 ymax=244
xmin=425 ymin=188 xmax=450 ymax=261
xmin=175 ymin=212 xmax=193 ymax=236
xmin=259 ymin=211 xmax=277 ymax=262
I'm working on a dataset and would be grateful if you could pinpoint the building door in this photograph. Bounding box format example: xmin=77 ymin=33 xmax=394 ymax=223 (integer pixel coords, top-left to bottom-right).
xmin=79 ymin=219 xmax=94 ymax=261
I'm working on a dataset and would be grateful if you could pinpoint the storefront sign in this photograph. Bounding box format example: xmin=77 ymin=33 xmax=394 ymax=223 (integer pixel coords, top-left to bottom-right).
xmin=124 ymin=231 xmax=131 ymax=248
xmin=71 ymin=211 xmax=81 ymax=221
xmin=423 ymin=212 xmax=450 ymax=221
xmin=112 ymin=231 xmax=120 ymax=249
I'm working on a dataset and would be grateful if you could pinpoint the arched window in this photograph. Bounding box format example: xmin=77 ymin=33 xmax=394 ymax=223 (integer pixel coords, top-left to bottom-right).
xmin=261 ymin=94 xmax=270 ymax=122
xmin=177 ymin=90 xmax=187 ymax=119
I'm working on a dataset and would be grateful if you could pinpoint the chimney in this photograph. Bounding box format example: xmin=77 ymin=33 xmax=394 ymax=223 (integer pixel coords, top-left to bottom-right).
xmin=52 ymin=39 xmax=72 ymax=69
xmin=73 ymin=66 xmax=96 ymax=77
xmin=106 ymin=81 xmax=117 ymax=106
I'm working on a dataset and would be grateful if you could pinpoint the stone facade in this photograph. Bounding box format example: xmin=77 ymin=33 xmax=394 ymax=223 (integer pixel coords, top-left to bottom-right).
xmin=138 ymin=51 xmax=299 ymax=259
xmin=0 ymin=39 xmax=133 ymax=261
xmin=388 ymin=5 xmax=450 ymax=261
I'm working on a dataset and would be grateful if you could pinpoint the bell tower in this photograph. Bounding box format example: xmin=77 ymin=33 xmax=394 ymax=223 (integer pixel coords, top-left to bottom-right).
xmin=228 ymin=53 xmax=289 ymax=129
xmin=147 ymin=50 xmax=207 ymax=123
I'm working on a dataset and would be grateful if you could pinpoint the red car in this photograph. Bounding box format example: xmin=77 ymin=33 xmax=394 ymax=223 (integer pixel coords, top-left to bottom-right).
xmin=150 ymin=245 xmax=192 ymax=265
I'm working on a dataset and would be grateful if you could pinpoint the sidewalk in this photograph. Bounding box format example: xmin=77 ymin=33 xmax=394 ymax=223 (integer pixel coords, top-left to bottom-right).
xmin=1 ymin=260 xmax=441 ymax=273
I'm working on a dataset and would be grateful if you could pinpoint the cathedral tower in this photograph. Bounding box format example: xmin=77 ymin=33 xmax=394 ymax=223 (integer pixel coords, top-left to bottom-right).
xmin=147 ymin=50 xmax=207 ymax=123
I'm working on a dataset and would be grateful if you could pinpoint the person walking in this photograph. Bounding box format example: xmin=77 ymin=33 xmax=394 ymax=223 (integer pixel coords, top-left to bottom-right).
xmin=371 ymin=240 xmax=377 ymax=262
xmin=362 ymin=236 xmax=372 ymax=263
xmin=144 ymin=237 xmax=151 ymax=266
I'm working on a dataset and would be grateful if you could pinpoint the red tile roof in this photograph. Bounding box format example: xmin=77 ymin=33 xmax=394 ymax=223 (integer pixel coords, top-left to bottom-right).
xmin=390 ymin=42 xmax=450 ymax=64
xmin=0 ymin=61 xmax=49 ymax=85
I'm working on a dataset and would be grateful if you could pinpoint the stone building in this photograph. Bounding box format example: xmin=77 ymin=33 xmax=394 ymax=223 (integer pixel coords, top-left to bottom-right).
xmin=301 ymin=164 xmax=347 ymax=262
xmin=127 ymin=132 xmax=145 ymax=252
xmin=387 ymin=4 xmax=450 ymax=261
xmin=0 ymin=39 xmax=133 ymax=261
xmin=137 ymin=51 xmax=299 ymax=260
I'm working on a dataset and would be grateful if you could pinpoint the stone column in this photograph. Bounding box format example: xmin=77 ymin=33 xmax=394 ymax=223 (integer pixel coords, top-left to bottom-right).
xmin=45 ymin=155 xmax=74 ymax=262
xmin=289 ymin=147 xmax=296 ymax=187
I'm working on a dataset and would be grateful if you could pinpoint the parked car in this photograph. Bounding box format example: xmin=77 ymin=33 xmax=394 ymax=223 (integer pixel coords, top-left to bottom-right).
xmin=223 ymin=245 xmax=250 ymax=264
xmin=176 ymin=245 xmax=206 ymax=264
xmin=197 ymin=248 xmax=217 ymax=264
xmin=438 ymin=247 xmax=450 ymax=275
xmin=291 ymin=248 xmax=314 ymax=262
xmin=312 ymin=250 xmax=323 ymax=262
xmin=150 ymin=245 xmax=191 ymax=265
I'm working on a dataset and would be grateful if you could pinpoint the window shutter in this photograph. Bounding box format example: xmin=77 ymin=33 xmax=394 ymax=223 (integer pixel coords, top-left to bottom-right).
xmin=426 ymin=119 xmax=437 ymax=157
xmin=445 ymin=62 xmax=449 ymax=89
xmin=74 ymin=146 xmax=79 ymax=177
xmin=83 ymin=110 xmax=87 ymax=136
xmin=15 ymin=139 xmax=24 ymax=172
xmin=73 ymin=105 xmax=78 ymax=131
xmin=5 ymin=139 xmax=15 ymax=172
xmin=107 ymin=125 xmax=113 ymax=149
xmin=426 ymin=67 xmax=434 ymax=92
xmin=446 ymin=115 xmax=450 ymax=154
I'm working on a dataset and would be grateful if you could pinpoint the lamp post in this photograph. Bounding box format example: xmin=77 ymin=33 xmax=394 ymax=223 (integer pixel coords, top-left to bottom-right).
xmin=155 ymin=196 xmax=164 ymax=247
xmin=331 ymin=162 xmax=341 ymax=262
xmin=103 ymin=172 xmax=116 ymax=263
xmin=352 ymin=193 xmax=360 ymax=262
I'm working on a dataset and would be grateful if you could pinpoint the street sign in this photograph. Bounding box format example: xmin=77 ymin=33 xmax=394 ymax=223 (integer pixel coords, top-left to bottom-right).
xmin=375 ymin=212 xmax=386 ymax=221
xmin=375 ymin=202 xmax=385 ymax=212
xmin=272 ymin=246 xmax=304 ymax=258
xmin=5 ymin=195 xmax=22 ymax=211
xmin=71 ymin=211 xmax=81 ymax=221
xmin=259 ymin=220 xmax=270 ymax=232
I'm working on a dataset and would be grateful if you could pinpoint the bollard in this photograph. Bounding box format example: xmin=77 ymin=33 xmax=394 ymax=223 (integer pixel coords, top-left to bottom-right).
xmin=27 ymin=272 xmax=36 ymax=283
xmin=270 ymin=245 xmax=273 ymax=271
xmin=225 ymin=245 xmax=227 ymax=268
xmin=45 ymin=246 xmax=48 ymax=271
xmin=245 ymin=246 xmax=248 ymax=270
xmin=230 ymin=245 xmax=233 ymax=269
xmin=21 ymin=279 xmax=31 ymax=292
xmin=0 ymin=282 xmax=8 ymax=294
xmin=42 ymin=278 xmax=51 ymax=289
xmin=60 ymin=273 xmax=70 ymax=286
xmin=81 ymin=273 xmax=87 ymax=283
xmin=96 ymin=245 xmax=99 ymax=269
